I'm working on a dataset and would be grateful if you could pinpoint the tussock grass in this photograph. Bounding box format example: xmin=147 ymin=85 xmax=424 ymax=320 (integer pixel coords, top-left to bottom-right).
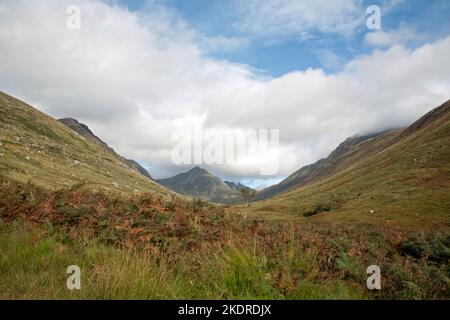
xmin=0 ymin=177 xmax=448 ymax=299
xmin=0 ymin=221 xmax=368 ymax=299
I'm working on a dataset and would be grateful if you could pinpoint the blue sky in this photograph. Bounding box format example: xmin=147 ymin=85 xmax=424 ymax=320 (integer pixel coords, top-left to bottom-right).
xmin=116 ymin=0 xmax=450 ymax=77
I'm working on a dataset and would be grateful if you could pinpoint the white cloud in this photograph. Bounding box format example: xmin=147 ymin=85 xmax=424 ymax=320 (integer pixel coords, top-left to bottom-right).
xmin=0 ymin=0 xmax=449 ymax=188
xmin=316 ymin=49 xmax=346 ymax=71
xmin=232 ymin=0 xmax=365 ymax=40
xmin=364 ymin=24 xmax=425 ymax=47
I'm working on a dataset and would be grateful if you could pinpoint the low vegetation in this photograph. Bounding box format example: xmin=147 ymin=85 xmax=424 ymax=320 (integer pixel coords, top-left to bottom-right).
xmin=0 ymin=177 xmax=448 ymax=299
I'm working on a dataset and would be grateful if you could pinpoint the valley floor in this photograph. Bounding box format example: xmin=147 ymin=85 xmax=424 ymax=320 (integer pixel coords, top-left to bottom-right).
xmin=0 ymin=179 xmax=448 ymax=299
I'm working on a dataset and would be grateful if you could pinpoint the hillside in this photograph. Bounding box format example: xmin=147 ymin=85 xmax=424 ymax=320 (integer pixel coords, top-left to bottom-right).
xmin=157 ymin=166 xmax=245 ymax=203
xmin=256 ymin=129 xmax=402 ymax=200
xmin=58 ymin=118 xmax=153 ymax=180
xmin=125 ymin=159 xmax=153 ymax=180
xmin=224 ymin=181 xmax=255 ymax=193
xmin=246 ymin=100 xmax=450 ymax=231
xmin=0 ymin=92 xmax=164 ymax=195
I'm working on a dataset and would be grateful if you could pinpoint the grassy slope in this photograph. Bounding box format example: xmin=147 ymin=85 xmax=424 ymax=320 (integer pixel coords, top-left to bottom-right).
xmin=0 ymin=91 xmax=166 ymax=196
xmin=244 ymin=101 xmax=450 ymax=234
xmin=256 ymin=129 xmax=403 ymax=201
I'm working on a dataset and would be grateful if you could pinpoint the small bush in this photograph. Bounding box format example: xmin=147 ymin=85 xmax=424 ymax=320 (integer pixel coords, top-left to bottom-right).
xmin=397 ymin=234 xmax=450 ymax=263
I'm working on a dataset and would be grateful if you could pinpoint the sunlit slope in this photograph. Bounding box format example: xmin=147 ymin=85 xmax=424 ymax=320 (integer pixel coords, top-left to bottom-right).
xmin=0 ymin=91 xmax=166 ymax=195
xmin=248 ymin=100 xmax=450 ymax=230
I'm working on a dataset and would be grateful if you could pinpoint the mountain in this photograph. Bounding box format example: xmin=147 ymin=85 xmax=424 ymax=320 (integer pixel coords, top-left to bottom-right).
xmin=157 ymin=167 xmax=246 ymax=203
xmin=58 ymin=118 xmax=110 ymax=149
xmin=58 ymin=118 xmax=153 ymax=180
xmin=256 ymin=100 xmax=450 ymax=202
xmin=248 ymin=99 xmax=450 ymax=227
xmin=224 ymin=181 xmax=255 ymax=192
xmin=125 ymin=159 xmax=153 ymax=180
xmin=256 ymin=129 xmax=402 ymax=200
xmin=0 ymin=91 xmax=163 ymax=194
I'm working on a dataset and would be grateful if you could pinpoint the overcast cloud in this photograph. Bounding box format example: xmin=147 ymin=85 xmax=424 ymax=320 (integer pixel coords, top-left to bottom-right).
xmin=0 ymin=0 xmax=449 ymax=188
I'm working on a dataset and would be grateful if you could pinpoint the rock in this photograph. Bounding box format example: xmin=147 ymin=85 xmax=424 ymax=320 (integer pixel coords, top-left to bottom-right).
xmin=26 ymin=156 xmax=30 ymax=161
xmin=112 ymin=182 xmax=119 ymax=188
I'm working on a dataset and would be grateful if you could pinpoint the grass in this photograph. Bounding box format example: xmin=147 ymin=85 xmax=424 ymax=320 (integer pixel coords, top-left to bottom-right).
xmin=0 ymin=179 xmax=448 ymax=299
xmin=0 ymin=220 xmax=366 ymax=299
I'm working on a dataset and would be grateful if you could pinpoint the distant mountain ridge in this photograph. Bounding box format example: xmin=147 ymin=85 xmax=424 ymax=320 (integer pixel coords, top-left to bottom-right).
xmin=224 ymin=181 xmax=254 ymax=192
xmin=157 ymin=167 xmax=252 ymax=203
xmin=256 ymin=100 xmax=450 ymax=201
xmin=249 ymin=99 xmax=450 ymax=225
xmin=255 ymin=129 xmax=401 ymax=200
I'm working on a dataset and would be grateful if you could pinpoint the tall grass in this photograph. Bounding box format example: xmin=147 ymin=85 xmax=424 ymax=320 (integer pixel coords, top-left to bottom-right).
xmin=0 ymin=179 xmax=448 ymax=299
xmin=0 ymin=222 xmax=367 ymax=299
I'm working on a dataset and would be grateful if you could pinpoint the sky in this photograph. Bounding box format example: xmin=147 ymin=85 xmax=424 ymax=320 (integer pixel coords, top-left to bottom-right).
xmin=0 ymin=0 xmax=450 ymax=189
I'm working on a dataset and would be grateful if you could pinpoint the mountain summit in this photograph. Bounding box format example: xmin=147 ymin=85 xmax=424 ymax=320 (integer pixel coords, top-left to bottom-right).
xmin=157 ymin=167 xmax=250 ymax=203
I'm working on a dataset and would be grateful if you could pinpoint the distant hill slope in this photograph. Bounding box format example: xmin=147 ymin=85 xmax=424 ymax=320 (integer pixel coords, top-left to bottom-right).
xmin=257 ymin=100 xmax=450 ymax=202
xmin=157 ymin=167 xmax=247 ymax=203
xmin=58 ymin=118 xmax=110 ymax=149
xmin=125 ymin=159 xmax=153 ymax=180
xmin=58 ymin=118 xmax=153 ymax=180
xmin=224 ymin=181 xmax=255 ymax=193
xmin=247 ymin=99 xmax=450 ymax=229
xmin=0 ymin=91 xmax=163 ymax=194
xmin=256 ymin=129 xmax=402 ymax=200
